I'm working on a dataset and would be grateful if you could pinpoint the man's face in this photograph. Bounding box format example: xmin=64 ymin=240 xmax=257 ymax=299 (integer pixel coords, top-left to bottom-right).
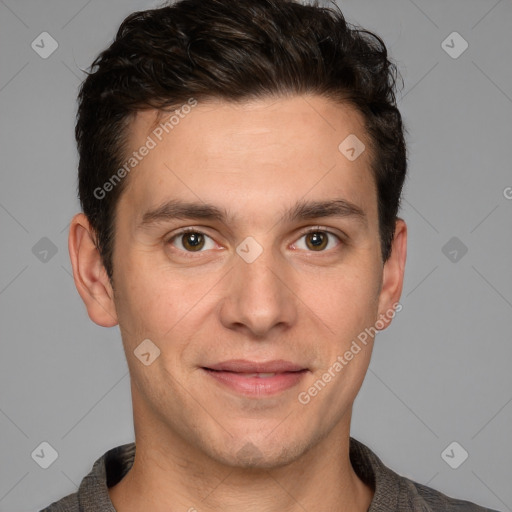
xmin=109 ymin=95 xmax=400 ymax=468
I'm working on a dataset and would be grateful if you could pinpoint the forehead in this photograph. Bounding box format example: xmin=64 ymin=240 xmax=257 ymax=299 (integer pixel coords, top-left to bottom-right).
xmin=118 ymin=95 xmax=377 ymax=226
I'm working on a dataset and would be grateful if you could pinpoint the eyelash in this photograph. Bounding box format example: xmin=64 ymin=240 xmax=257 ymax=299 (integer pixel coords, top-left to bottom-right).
xmin=166 ymin=226 xmax=343 ymax=257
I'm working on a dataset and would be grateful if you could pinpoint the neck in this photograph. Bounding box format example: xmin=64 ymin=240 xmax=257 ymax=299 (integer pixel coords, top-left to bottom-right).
xmin=109 ymin=418 xmax=373 ymax=512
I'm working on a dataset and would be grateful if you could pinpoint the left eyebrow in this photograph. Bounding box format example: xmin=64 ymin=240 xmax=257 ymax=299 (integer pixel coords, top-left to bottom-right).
xmin=282 ymin=198 xmax=367 ymax=225
xmin=137 ymin=197 xmax=367 ymax=230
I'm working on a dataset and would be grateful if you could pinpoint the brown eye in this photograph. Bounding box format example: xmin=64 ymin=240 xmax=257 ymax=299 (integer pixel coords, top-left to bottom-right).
xmin=168 ymin=230 xmax=216 ymax=253
xmin=181 ymin=232 xmax=205 ymax=251
xmin=167 ymin=229 xmax=219 ymax=257
xmin=305 ymin=231 xmax=328 ymax=251
xmin=293 ymin=229 xmax=341 ymax=252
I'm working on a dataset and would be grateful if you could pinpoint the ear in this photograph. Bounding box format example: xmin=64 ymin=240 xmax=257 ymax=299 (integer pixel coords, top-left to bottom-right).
xmin=68 ymin=213 xmax=119 ymax=327
xmin=376 ymin=218 xmax=407 ymax=330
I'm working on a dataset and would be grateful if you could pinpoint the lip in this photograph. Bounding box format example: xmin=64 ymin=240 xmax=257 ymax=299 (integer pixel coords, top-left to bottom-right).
xmin=202 ymin=359 xmax=309 ymax=397
xmin=205 ymin=359 xmax=306 ymax=373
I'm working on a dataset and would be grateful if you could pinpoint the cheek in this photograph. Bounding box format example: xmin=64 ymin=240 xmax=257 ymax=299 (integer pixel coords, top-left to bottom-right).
xmin=113 ymin=257 xmax=218 ymax=343
xmin=311 ymin=264 xmax=381 ymax=332
xmin=116 ymin=277 xmax=178 ymax=339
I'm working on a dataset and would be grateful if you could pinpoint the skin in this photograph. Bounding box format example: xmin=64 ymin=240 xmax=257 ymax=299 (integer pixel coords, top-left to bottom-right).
xmin=69 ymin=95 xmax=407 ymax=512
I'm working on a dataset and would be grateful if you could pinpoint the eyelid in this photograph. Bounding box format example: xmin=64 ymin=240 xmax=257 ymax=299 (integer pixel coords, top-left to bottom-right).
xmin=166 ymin=226 xmax=215 ymax=240
xmin=297 ymin=225 xmax=343 ymax=238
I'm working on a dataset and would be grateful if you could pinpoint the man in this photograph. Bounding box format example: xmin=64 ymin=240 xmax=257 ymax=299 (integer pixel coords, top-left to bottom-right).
xmin=41 ymin=0 xmax=498 ymax=510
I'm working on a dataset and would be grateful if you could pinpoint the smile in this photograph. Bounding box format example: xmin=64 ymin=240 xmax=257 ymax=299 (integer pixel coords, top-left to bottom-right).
xmin=202 ymin=360 xmax=309 ymax=397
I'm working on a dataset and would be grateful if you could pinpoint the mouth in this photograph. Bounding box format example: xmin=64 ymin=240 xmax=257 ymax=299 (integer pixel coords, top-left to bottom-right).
xmin=201 ymin=360 xmax=309 ymax=397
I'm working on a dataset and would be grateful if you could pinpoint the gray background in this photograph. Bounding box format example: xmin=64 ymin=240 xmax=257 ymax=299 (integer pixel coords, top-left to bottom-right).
xmin=0 ymin=0 xmax=511 ymax=510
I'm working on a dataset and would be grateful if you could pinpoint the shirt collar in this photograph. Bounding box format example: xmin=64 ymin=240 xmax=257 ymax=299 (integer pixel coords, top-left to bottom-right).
xmin=75 ymin=437 xmax=411 ymax=511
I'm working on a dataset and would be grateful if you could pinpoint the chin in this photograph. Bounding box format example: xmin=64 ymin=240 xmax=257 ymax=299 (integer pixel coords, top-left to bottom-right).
xmin=203 ymin=431 xmax=310 ymax=471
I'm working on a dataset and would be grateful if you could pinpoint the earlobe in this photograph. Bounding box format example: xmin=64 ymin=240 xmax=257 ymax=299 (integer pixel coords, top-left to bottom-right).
xmin=377 ymin=218 xmax=407 ymax=330
xmin=68 ymin=213 xmax=119 ymax=327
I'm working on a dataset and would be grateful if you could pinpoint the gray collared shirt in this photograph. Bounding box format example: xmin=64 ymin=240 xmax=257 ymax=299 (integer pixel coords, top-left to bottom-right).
xmin=40 ymin=437 xmax=500 ymax=511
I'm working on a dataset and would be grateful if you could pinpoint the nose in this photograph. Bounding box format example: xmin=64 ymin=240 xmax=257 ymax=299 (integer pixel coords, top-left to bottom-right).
xmin=218 ymin=245 xmax=298 ymax=339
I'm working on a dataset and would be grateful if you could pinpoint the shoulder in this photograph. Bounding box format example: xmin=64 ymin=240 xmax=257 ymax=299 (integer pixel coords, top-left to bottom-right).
xmin=39 ymin=491 xmax=79 ymax=512
xmin=38 ymin=442 xmax=135 ymax=512
xmin=349 ymin=437 xmax=500 ymax=512
xmin=400 ymin=477 xmax=501 ymax=512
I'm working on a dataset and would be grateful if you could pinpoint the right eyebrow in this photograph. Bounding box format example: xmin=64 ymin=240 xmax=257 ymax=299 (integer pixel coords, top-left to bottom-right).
xmin=138 ymin=200 xmax=228 ymax=230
